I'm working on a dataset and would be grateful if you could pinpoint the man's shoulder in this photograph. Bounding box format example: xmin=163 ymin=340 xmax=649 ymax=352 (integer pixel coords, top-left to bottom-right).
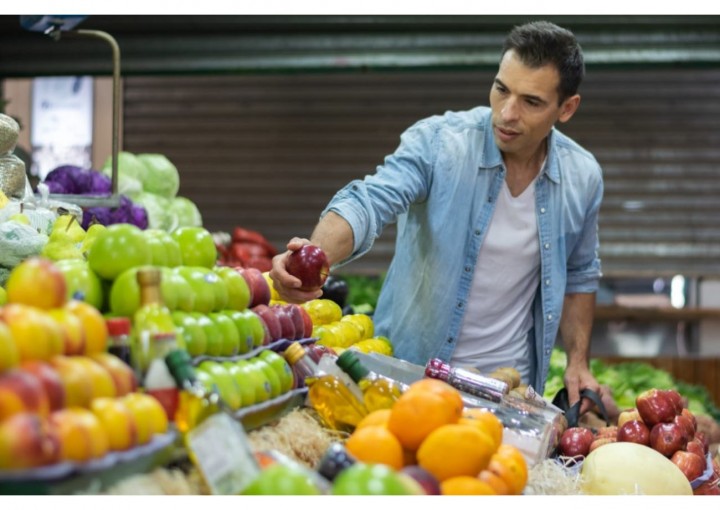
xmin=552 ymin=128 xmax=602 ymax=173
xmin=413 ymin=106 xmax=490 ymax=133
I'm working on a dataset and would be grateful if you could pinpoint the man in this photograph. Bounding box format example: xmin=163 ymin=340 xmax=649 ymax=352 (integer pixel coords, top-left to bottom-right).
xmin=271 ymin=21 xmax=603 ymax=412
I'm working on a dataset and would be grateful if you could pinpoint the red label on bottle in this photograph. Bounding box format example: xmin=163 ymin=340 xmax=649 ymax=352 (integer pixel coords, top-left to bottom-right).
xmin=146 ymin=387 xmax=179 ymax=421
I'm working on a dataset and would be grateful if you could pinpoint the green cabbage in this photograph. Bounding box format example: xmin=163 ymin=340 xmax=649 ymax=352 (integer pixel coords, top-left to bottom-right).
xmin=132 ymin=192 xmax=175 ymax=231
xmin=137 ymin=153 xmax=180 ymax=199
xmin=101 ymin=151 xmax=148 ymax=180
xmin=168 ymin=196 xmax=202 ymax=229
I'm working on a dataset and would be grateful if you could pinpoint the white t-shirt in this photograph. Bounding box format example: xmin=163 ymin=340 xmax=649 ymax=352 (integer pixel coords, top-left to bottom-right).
xmin=451 ymin=177 xmax=541 ymax=383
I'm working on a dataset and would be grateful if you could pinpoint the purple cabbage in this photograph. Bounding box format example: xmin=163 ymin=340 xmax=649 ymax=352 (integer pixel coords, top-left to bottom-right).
xmin=43 ymin=165 xmax=111 ymax=195
xmin=81 ymin=194 xmax=149 ymax=230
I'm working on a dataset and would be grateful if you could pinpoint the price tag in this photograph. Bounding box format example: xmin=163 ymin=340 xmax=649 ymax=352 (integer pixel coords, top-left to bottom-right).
xmin=186 ymin=413 xmax=260 ymax=495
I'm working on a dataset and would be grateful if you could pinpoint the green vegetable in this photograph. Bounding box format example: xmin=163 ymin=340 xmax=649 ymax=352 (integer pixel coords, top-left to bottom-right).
xmin=339 ymin=273 xmax=385 ymax=312
xmin=137 ymin=153 xmax=180 ymax=199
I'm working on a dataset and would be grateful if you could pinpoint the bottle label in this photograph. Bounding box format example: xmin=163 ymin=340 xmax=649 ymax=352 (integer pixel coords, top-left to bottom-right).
xmin=146 ymin=387 xmax=179 ymax=421
xmin=186 ymin=413 xmax=260 ymax=495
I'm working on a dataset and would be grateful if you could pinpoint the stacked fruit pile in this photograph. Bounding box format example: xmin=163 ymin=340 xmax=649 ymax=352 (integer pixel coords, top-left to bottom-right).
xmin=0 ymin=258 xmax=168 ymax=471
xmin=558 ymin=387 xmax=720 ymax=495
xmin=339 ymin=379 xmax=527 ymax=495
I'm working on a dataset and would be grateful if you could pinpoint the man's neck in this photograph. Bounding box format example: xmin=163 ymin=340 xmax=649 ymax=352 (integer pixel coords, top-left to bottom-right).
xmin=502 ymin=139 xmax=548 ymax=197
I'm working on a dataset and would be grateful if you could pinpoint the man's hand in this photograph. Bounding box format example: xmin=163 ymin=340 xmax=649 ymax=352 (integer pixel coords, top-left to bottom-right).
xmin=563 ymin=362 xmax=602 ymax=416
xmin=269 ymin=238 xmax=324 ymax=304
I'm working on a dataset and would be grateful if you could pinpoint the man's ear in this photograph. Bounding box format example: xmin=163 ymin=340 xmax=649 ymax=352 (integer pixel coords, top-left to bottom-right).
xmin=558 ymin=94 xmax=581 ymax=123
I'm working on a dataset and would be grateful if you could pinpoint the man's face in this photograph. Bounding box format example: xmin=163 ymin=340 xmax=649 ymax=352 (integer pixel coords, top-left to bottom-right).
xmin=489 ymin=50 xmax=579 ymax=161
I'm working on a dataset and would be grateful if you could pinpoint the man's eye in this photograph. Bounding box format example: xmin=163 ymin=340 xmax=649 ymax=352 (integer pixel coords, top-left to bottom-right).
xmin=526 ymin=99 xmax=540 ymax=107
xmin=495 ymin=84 xmax=508 ymax=94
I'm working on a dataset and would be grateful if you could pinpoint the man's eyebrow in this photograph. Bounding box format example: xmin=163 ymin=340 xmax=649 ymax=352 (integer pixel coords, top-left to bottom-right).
xmin=494 ymin=78 xmax=548 ymax=105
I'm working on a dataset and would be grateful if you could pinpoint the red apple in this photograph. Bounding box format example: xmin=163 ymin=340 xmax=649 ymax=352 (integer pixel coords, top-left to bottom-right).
xmin=650 ymin=421 xmax=688 ymax=457
xmin=671 ymin=450 xmax=706 ymax=482
xmin=239 ymin=267 xmax=271 ymax=307
xmin=589 ymin=436 xmax=616 ymax=453
xmin=286 ymin=245 xmax=329 ymax=291
xmin=695 ymin=431 xmax=710 ymax=455
xmin=271 ymin=305 xmax=296 ymax=341
xmin=305 ymin=343 xmax=337 ymax=364
xmin=663 ymin=389 xmax=684 ymax=415
xmin=617 ymin=408 xmax=643 ymax=428
xmin=0 ymin=369 xmax=51 ymax=421
xmin=280 ymin=304 xmax=306 ymax=340
xmin=686 ymin=437 xmax=706 ymax=458
xmin=617 ymin=419 xmax=650 ymax=446
xmin=558 ymin=427 xmax=595 ymax=459
xmin=400 ymin=465 xmax=441 ymax=495
xmin=636 ymin=388 xmax=677 ymax=426
xmin=252 ymin=305 xmax=282 ymax=343
xmin=19 ymin=361 xmax=66 ymax=412
xmin=297 ymin=305 xmax=314 ymax=339
xmin=673 ymin=413 xmax=695 ymax=441
xmin=0 ymin=412 xmax=61 ymax=469
xmin=681 ymin=408 xmax=697 ymax=430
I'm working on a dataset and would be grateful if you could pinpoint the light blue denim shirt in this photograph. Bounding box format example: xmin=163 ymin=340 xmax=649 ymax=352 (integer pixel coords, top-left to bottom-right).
xmin=323 ymin=106 xmax=603 ymax=393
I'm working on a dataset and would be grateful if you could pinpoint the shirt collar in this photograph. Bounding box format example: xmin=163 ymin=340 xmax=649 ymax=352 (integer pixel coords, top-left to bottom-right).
xmin=479 ymin=117 xmax=561 ymax=184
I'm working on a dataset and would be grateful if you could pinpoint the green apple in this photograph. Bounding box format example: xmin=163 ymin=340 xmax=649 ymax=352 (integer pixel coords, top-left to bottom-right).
xmin=209 ymin=273 xmax=229 ymax=312
xmin=223 ymin=360 xmax=257 ymax=408
xmin=242 ymin=357 xmax=273 ymax=404
xmin=213 ymin=266 xmax=251 ymax=311
xmin=192 ymin=312 xmax=223 ymax=357
xmin=240 ymin=464 xmax=322 ymax=495
xmin=209 ymin=312 xmax=239 ymax=357
xmin=161 ymin=267 xmax=195 ymax=312
xmin=144 ymin=229 xmax=182 ymax=267
xmin=258 ymin=349 xmax=294 ymax=394
xmin=174 ymin=266 xmax=216 ymax=313
xmin=0 ymin=287 xmax=6 ymax=306
xmin=332 ymin=463 xmax=419 ymax=495
xmin=249 ymin=357 xmax=281 ymax=399
xmin=196 ymin=360 xmax=242 ymax=410
xmin=171 ymin=226 xmax=217 ymax=269
xmin=55 ymin=259 xmax=103 ymax=310
xmin=221 ymin=310 xmax=253 ymax=354
xmin=143 ymin=231 xmax=170 ymax=267
xmin=87 ymin=223 xmax=152 ymax=280
xmin=109 ymin=266 xmax=143 ymax=316
xmin=243 ymin=309 xmax=267 ymax=349
xmin=172 ymin=311 xmax=207 ymax=357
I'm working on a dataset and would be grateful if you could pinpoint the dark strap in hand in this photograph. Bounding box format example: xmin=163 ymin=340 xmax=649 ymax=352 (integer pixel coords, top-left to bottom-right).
xmin=551 ymin=387 xmax=610 ymax=428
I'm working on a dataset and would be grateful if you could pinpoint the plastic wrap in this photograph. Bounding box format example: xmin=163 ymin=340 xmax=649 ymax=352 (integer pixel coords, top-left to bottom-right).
xmin=0 ymin=114 xmax=19 ymax=155
xmin=0 ymin=154 xmax=27 ymax=199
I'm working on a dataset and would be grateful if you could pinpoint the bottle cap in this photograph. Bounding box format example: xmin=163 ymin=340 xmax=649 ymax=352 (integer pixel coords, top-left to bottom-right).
xmin=105 ymin=317 xmax=131 ymax=336
xmin=136 ymin=267 xmax=162 ymax=286
xmin=335 ymin=350 xmax=369 ymax=383
xmin=165 ymin=349 xmax=196 ymax=387
xmin=424 ymin=358 xmax=451 ymax=381
xmin=284 ymin=342 xmax=307 ymax=365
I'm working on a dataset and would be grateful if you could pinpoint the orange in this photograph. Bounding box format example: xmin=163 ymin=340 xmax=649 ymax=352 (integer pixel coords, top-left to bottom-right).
xmin=478 ymin=469 xmax=511 ymax=495
xmin=388 ymin=390 xmax=460 ymax=451
xmin=356 ymin=408 xmax=391 ymax=430
xmin=344 ymin=425 xmax=404 ymax=470
xmin=65 ymin=300 xmax=108 ymax=354
xmin=487 ymin=445 xmax=528 ymax=495
xmin=405 ymin=379 xmax=463 ymax=420
xmin=460 ymin=408 xmax=504 ymax=449
xmin=417 ymin=423 xmax=496 ymax=481
xmin=441 ymin=476 xmax=496 ymax=495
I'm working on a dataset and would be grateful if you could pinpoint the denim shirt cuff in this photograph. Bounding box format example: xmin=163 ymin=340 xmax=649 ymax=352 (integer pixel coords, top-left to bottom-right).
xmin=320 ymin=202 xmax=374 ymax=269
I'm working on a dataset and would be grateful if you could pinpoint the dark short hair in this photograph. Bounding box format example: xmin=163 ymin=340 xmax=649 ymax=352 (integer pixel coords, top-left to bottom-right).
xmin=502 ymin=21 xmax=585 ymax=104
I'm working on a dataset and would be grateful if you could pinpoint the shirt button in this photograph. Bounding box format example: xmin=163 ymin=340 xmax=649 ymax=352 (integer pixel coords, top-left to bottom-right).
xmin=474 ymin=230 xmax=481 ymax=236
xmin=545 ymin=348 xmax=551 ymax=355
xmin=540 ymin=208 xmax=546 ymax=214
xmin=447 ymin=337 xmax=454 ymax=344
xmin=464 ymin=266 xmax=471 ymax=272
xmin=457 ymin=301 xmax=463 ymax=309
xmin=544 ymin=243 xmax=550 ymax=249
xmin=547 ymin=314 xmax=553 ymax=321
xmin=545 ymin=279 xmax=551 ymax=286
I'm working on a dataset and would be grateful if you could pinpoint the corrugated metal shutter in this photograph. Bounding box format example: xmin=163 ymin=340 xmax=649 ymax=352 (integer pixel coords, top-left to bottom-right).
xmin=122 ymin=68 xmax=720 ymax=277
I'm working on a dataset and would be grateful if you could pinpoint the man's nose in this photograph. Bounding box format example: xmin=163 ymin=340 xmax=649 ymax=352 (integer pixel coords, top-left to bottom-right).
xmin=501 ymin=97 xmax=520 ymax=122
